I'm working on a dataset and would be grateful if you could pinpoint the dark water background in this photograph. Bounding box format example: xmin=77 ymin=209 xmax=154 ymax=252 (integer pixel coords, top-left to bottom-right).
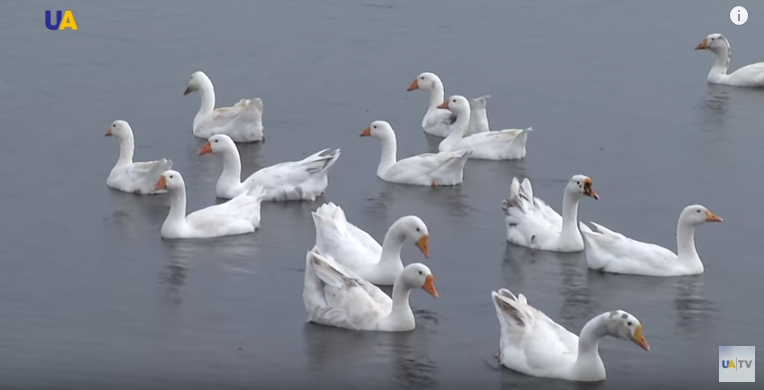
xmin=0 ymin=0 xmax=762 ymax=389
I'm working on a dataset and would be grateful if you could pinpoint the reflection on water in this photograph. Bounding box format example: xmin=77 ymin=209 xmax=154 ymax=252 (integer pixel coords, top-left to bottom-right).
xmin=672 ymin=276 xmax=715 ymax=337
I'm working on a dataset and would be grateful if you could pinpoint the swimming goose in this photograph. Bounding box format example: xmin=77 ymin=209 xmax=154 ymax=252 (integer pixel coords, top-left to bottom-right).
xmin=104 ymin=120 xmax=172 ymax=195
xmin=695 ymin=34 xmax=764 ymax=87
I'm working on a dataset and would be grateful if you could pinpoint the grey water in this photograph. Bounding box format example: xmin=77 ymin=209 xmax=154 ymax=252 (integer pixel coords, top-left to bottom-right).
xmin=0 ymin=0 xmax=762 ymax=389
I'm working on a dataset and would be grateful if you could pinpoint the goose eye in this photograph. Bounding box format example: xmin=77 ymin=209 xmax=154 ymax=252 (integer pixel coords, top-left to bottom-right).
xmin=452 ymin=99 xmax=456 ymax=103
xmin=418 ymin=271 xmax=423 ymax=275
xmin=214 ymin=139 xmax=218 ymax=143
xmin=416 ymin=227 xmax=420 ymax=232
xmin=576 ymin=181 xmax=580 ymax=185
xmin=112 ymin=124 xmax=116 ymax=127
xmin=627 ymin=321 xmax=632 ymax=326
xmin=697 ymin=209 xmax=701 ymax=213
xmin=373 ymin=126 xmax=377 ymax=129
xmin=420 ymin=76 xmax=424 ymax=80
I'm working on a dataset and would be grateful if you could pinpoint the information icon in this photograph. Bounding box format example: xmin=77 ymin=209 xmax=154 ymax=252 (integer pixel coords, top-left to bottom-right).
xmin=730 ymin=6 xmax=748 ymax=25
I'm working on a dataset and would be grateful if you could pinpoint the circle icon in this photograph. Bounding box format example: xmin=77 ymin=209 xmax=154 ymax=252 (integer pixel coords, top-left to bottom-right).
xmin=730 ymin=6 xmax=748 ymax=25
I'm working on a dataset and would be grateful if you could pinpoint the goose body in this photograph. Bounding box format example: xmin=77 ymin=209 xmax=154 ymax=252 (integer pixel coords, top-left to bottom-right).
xmin=360 ymin=121 xmax=471 ymax=186
xmin=184 ymin=71 xmax=265 ymax=142
xmin=502 ymin=176 xmax=598 ymax=252
xmin=695 ymin=34 xmax=764 ymax=87
xmin=104 ymin=120 xmax=172 ymax=195
xmin=303 ymin=248 xmax=438 ymax=332
xmin=154 ymin=170 xmax=266 ymax=239
xmin=438 ymin=96 xmax=531 ymax=160
xmin=407 ymin=72 xmax=491 ymax=137
xmin=312 ymin=202 xmax=430 ymax=285
xmin=492 ymin=288 xmax=650 ymax=381
xmin=582 ymin=205 xmax=723 ymax=276
xmin=199 ymin=134 xmax=340 ymax=201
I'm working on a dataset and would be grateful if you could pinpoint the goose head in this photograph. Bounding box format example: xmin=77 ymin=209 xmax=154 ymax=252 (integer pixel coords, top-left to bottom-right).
xmin=695 ymin=33 xmax=727 ymax=53
xmin=105 ymin=120 xmax=133 ymax=139
xmin=407 ymin=72 xmax=443 ymax=92
xmin=391 ymin=215 xmax=431 ymax=258
xmin=437 ymin=95 xmax=470 ymax=115
xmin=184 ymin=71 xmax=210 ymax=95
xmin=360 ymin=120 xmax=396 ymax=140
xmin=198 ymin=134 xmax=236 ymax=155
xmin=679 ymin=204 xmax=723 ymax=225
xmin=154 ymin=170 xmax=185 ymax=192
xmin=400 ymin=263 xmax=439 ymax=298
xmin=566 ymin=175 xmax=599 ymax=200
xmin=604 ymin=310 xmax=650 ymax=351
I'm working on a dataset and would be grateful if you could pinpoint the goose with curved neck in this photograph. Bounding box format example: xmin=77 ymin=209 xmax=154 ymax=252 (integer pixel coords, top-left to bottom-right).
xmin=312 ymin=202 xmax=430 ymax=286
xmin=492 ymin=288 xmax=650 ymax=382
xmin=153 ymin=170 xmax=267 ymax=239
xmin=360 ymin=120 xmax=471 ymax=187
xmin=695 ymin=34 xmax=764 ymax=87
xmin=104 ymin=120 xmax=172 ymax=195
xmin=303 ymin=248 xmax=439 ymax=332
xmin=198 ymin=134 xmax=340 ymax=201
xmin=582 ymin=204 xmax=723 ymax=276
xmin=502 ymin=175 xmax=599 ymax=252
xmin=406 ymin=72 xmax=491 ymax=137
xmin=437 ymin=95 xmax=532 ymax=161
xmin=184 ymin=71 xmax=265 ymax=142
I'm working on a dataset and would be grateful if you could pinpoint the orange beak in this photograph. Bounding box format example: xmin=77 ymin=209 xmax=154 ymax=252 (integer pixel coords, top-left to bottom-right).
xmin=695 ymin=38 xmax=709 ymax=50
xmin=198 ymin=141 xmax=212 ymax=155
xmin=705 ymin=209 xmax=723 ymax=222
xmin=183 ymin=86 xmax=194 ymax=95
xmin=415 ymin=236 xmax=430 ymax=258
xmin=583 ymin=178 xmax=599 ymax=200
xmin=631 ymin=325 xmax=650 ymax=351
xmin=422 ymin=274 xmax=439 ymax=298
xmin=105 ymin=128 xmax=112 ymax=136
xmin=360 ymin=127 xmax=371 ymax=137
xmin=407 ymin=80 xmax=420 ymax=91
xmin=154 ymin=176 xmax=167 ymax=190
xmin=437 ymin=101 xmax=449 ymax=109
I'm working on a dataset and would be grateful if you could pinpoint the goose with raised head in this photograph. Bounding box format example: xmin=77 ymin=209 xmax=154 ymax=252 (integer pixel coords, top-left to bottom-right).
xmin=199 ymin=134 xmax=340 ymax=201
xmin=492 ymin=288 xmax=649 ymax=382
xmin=360 ymin=121 xmax=471 ymax=187
xmin=154 ymin=170 xmax=266 ymax=239
xmin=104 ymin=120 xmax=172 ymax=195
xmin=407 ymin=72 xmax=491 ymax=137
xmin=502 ymin=175 xmax=598 ymax=252
xmin=303 ymin=248 xmax=438 ymax=332
xmin=312 ymin=202 xmax=430 ymax=286
xmin=184 ymin=71 xmax=265 ymax=142
xmin=438 ymin=96 xmax=532 ymax=160
xmin=582 ymin=205 xmax=722 ymax=276
xmin=695 ymin=34 xmax=764 ymax=87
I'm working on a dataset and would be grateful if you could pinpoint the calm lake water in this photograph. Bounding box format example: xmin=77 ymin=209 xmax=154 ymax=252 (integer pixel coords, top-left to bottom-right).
xmin=0 ymin=0 xmax=762 ymax=389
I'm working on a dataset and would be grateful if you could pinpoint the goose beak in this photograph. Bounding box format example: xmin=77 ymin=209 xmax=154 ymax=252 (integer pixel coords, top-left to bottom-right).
xmin=422 ymin=274 xmax=439 ymax=298
xmin=154 ymin=176 xmax=167 ymax=190
xmin=360 ymin=127 xmax=371 ymax=137
xmin=705 ymin=209 xmax=723 ymax=222
xmin=437 ymin=101 xmax=449 ymax=109
xmin=583 ymin=178 xmax=599 ymax=200
xmin=198 ymin=141 xmax=212 ymax=155
xmin=105 ymin=129 xmax=112 ymax=136
xmin=183 ymin=86 xmax=194 ymax=95
xmin=415 ymin=235 xmax=430 ymax=258
xmin=407 ymin=80 xmax=419 ymax=91
xmin=631 ymin=325 xmax=650 ymax=351
xmin=695 ymin=38 xmax=709 ymax=50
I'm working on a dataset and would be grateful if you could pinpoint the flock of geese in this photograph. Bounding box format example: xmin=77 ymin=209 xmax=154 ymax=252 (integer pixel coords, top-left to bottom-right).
xmin=103 ymin=33 xmax=762 ymax=382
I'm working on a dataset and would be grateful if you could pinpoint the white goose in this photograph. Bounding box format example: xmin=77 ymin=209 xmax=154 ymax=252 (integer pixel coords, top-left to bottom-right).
xmin=360 ymin=121 xmax=471 ymax=187
xmin=502 ymin=176 xmax=598 ymax=252
xmin=695 ymin=34 xmax=764 ymax=87
xmin=582 ymin=205 xmax=723 ymax=277
xmin=199 ymin=134 xmax=340 ymax=201
xmin=438 ymin=96 xmax=532 ymax=160
xmin=312 ymin=202 xmax=429 ymax=286
xmin=407 ymin=72 xmax=491 ymax=137
xmin=104 ymin=120 xmax=172 ymax=195
xmin=303 ymin=248 xmax=438 ymax=332
xmin=154 ymin=170 xmax=266 ymax=239
xmin=184 ymin=71 xmax=265 ymax=142
xmin=492 ymin=288 xmax=649 ymax=382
